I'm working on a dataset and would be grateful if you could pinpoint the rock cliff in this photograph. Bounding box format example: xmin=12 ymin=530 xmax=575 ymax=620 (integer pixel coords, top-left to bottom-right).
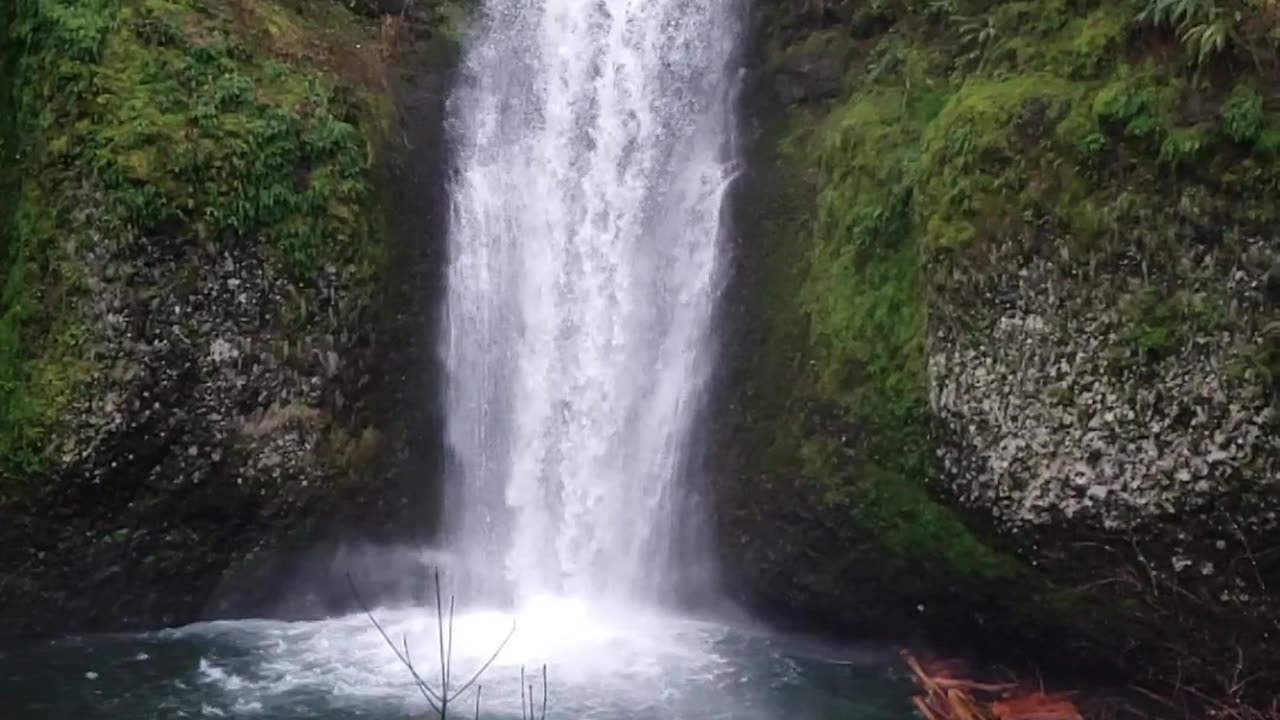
xmin=719 ymin=0 xmax=1280 ymax=699
xmin=0 ymin=0 xmax=461 ymax=635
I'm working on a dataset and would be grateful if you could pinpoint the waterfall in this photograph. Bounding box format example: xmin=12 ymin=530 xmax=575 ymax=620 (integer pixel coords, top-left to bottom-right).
xmin=441 ymin=0 xmax=740 ymax=604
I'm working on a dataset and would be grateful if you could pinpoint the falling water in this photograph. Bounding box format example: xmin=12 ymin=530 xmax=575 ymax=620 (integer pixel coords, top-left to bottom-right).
xmin=441 ymin=0 xmax=741 ymax=603
xmin=1 ymin=6 xmax=922 ymax=717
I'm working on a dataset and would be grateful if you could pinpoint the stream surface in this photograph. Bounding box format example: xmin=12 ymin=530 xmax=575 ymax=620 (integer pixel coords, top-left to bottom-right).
xmin=3 ymin=598 xmax=913 ymax=720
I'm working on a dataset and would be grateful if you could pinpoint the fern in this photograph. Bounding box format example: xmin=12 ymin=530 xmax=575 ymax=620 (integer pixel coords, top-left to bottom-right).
xmin=1138 ymin=0 xmax=1279 ymax=66
xmin=1180 ymin=13 xmax=1232 ymax=64
xmin=955 ymin=14 xmax=998 ymax=69
xmin=1221 ymin=84 xmax=1265 ymax=143
xmin=1137 ymin=0 xmax=1216 ymax=28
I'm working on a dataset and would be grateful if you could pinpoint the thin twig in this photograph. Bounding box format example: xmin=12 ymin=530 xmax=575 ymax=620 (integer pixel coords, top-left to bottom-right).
xmin=452 ymin=620 xmax=518 ymax=697
xmin=345 ymin=574 xmax=444 ymax=713
xmin=350 ymin=568 xmax=524 ymax=720
xmin=1229 ymin=517 xmax=1267 ymax=591
xmin=436 ymin=569 xmax=449 ymax=718
xmin=447 ymin=595 xmax=457 ymax=693
xmin=1128 ymin=684 xmax=1179 ymax=710
xmin=540 ymin=664 xmax=548 ymax=720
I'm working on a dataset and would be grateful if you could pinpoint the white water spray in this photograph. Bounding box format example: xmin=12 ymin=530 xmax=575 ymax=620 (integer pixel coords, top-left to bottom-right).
xmin=441 ymin=0 xmax=740 ymax=602
xmin=12 ymin=8 xmax=914 ymax=718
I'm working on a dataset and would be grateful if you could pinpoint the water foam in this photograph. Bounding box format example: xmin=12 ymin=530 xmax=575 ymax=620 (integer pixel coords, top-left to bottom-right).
xmin=175 ymin=600 xmax=763 ymax=718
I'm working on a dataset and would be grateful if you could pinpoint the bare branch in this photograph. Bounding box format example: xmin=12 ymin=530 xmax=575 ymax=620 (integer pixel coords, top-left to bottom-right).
xmin=350 ymin=568 xmax=529 ymax=720
xmin=447 ymin=595 xmax=457 ymax=692
xmin=540 ymin=664 xmax=548 ymax=720
xmin=345 ymin=573 xmax=444 ymax=713
xmin=436 ymin=568 xmax=449 ymax=718
xmin=453 ymin=619 xmax=518 ymax=697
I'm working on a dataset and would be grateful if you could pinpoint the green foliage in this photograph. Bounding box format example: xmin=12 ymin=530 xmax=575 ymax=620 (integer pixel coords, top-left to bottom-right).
xmin=1221 ymin=83 xmax=1265 ymax=143
xmin=1 ymin=4 xmax=19 ymax=263
xmin=750 ymin=0 xmax=1280 ymax=676
xmin=1119 ymin=288 xmax=1227 ymax=363
xmin=14 ymin=0 xmax=116 ymax=62
xmin=0 ymin=0 xmax=389 ymax=480
xmin=1075 ymin=131 xmax=1108 ymax=158
xmin=1092 ymin=74 xmax=1176 ymax=141
xmin=1136 ymin=0 xmax=1280 ymax=68
xmin=1139 ymin=0 xmax=1220 ymax=28
xmin=90 ymin=3 xmax=376 ymax=277
xmin=955 ymin=13 xmax=999 ymax=69
xmin=925 ymin=0 xmax=959 ymax=21
xmin=805 ymin=69 xmax=939 ymax=457
xmin=1227 ymin=331 xmax=1280 ymax=389
xmin=917 ymin=76 xmax=1082 ymax=249
xmin=1138 ymin=0 xmax=1232 ymax=65
xmin=1159 ymin=126 xmax=1208 ymax=164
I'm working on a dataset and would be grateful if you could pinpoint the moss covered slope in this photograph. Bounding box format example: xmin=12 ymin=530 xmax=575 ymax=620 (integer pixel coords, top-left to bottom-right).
xmin=722 ymin=0 xmax=1280 ymax=696
xmin=1 ymin=0 xmax=387 ymax=478
xmin=0 ymin=0 xmax=461 ymax=634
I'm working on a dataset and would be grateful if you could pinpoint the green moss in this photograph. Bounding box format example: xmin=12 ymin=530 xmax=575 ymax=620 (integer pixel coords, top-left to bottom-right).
xmin=737 ymin=0 xmax=1280 ymax=684
xmin=0 ymin=0 xmax=391 ymax=481
xmin=917 ymin=75 xmax=1084 ymax=249
xmin=803 ymin=49 xmax=943 ymax=461
xmin=807 ymin=234 xmax=925 ymax=426
xmin=1221 ymin=82 xmax=1265 ymax=145
xmin=991 ymin=1 xmax=1131 ymax=79
xmin=0 ymin=6 xmax=17 ymax=261
xmin=756 ymin=30 xmax=1066 ymax=635
xmin=1091 ymin=70 xmax=1180 ymax=143
xmin=1119 ymin=288 xmax=1228 ymax=364
xmin=1158 ymin=125 xmax=1210 ymax=165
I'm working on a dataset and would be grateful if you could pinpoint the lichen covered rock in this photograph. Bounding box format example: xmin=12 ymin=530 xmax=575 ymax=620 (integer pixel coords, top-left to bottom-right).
xmin=720 ymin=0 xmax=1280 ymax=697
xmin=0 ymin=0 xmax=460 ymax=635
xmin=930 ymin=236 xmax=1280 ymax=533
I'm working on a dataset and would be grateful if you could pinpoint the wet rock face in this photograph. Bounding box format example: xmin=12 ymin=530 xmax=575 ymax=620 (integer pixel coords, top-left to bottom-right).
xmin=926 ymin=219 xmax=1280 ymax=683
xmin=719 ymin=0 xmax=1280 ymax=696
xmin=1 ymin=197 xmax=400 ymax=635
xmin=0 ymin=0 xmax=460 ymax=636
xmin=775 ymin=39 xmax=848 ymax=105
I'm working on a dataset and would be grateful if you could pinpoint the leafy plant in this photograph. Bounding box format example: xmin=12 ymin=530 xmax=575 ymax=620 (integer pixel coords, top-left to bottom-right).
xmin=1139 ymin=0 xmax=1221 ymax=34
xmin=1137 ymin=0 xmax=1280 ymax=67
xmin=1075 ymin=131 xmax=1108 ymax=158
xmin=1120 ymin=288 xmax=1226 ymax=364
xmin=1159 ymin=127 xmax=1207 ymax=164
xmin=1221 ymin=83 xmax=1265 ymax=143
xmin=1179 ymin=8 xmax=1234 ymax=64
xmin=925 ymin=0 xmax=958 ymax=22
xmin=955 ymin=14 xmax=999 ymax=69
xmin=1093 ymin=81 xmax=1167 ymax=140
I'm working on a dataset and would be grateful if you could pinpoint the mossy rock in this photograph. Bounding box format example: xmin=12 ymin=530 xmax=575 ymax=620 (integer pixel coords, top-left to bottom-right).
xmin=916 ymin=75 xmax=1087 ymax=250
xmin=0 ymin=0 xmax=454 ymax=636
xmin=721 ymin=0 xmax=1280 ymax=699
xmin=0 ymin=0 xmax=394 ymax=483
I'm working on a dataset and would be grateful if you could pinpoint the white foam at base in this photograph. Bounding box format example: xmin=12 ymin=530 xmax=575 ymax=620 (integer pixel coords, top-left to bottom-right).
xmin=171 ymin=597 xmax=801 ymax=719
